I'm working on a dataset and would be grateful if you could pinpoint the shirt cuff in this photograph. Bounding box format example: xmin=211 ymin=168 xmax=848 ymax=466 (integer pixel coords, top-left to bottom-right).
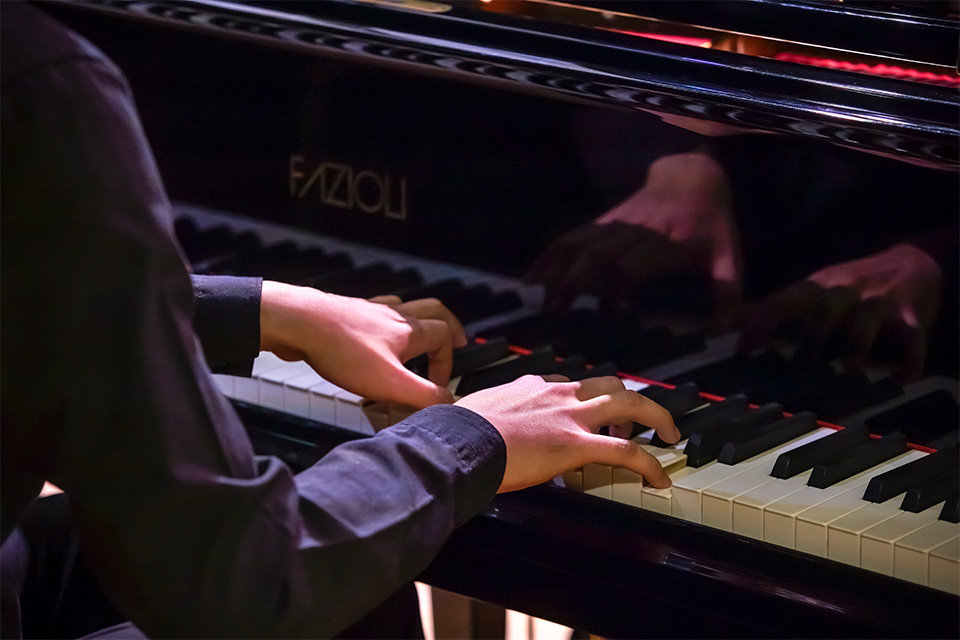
xmin=399 ymin=404 xmax=507 ymax=526
xmin=191 ymin=275 xmax=262 ymax=376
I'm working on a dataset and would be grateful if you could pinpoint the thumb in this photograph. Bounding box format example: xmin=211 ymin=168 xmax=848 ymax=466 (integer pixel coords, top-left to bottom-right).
xmin=384 ymin=361 xmax=455 ymax=408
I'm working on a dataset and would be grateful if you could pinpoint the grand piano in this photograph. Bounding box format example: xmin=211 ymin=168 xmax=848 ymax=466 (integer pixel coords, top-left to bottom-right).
xmin=42 ymin=0 xmax=959 ymax=637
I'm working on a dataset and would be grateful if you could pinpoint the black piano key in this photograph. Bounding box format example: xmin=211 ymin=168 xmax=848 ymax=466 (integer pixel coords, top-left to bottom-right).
xmin=304 ymin=262 xmax=388 ymax=293
xmin=940 ymin=497 xmax=960 ymax=523
xmin=900 ymin=467 xmax=960 ymax=513
xmin=570 ymin=362 xmax=618 ymax=381
xmin=487 ymin=290 xmax=523 ymax=317
xmin=267 ymin=249 xmax=353 ymax=284
xmin=450 ymin=336 xmax=511 ymax=378
xmin=669 ymin=351 xmax=790 ymax=401
xmin=446 ymin=284 xmax=496 ymax=324
xmin=771 ymin=424 xmax=871 ymax=480
xmin=807 ymin=432 xmax=908 ymax=489
xmin=309 ymin=263 xmax=423 ymax=298
xmin=684 ymin=403 xmax=785 ymax=468
xmin=675 ymin=329 xmax=707 ymax=358
xmin=925 ymin=428 xmax=960 ymax=450
xmin=546 ymin=356 xmax=619 ymax=381
xmin=638 ymin=382 xmax=702 ymax=419
xmin=456 ymin=345 xmax=557 ymax=396
xmin=406 ymin=336 xmax=510 ymax=379
xmin=862 ymin=447 xmax=960 ymax=503
xmin=175 ymin=223 xmax=236 ymax=264
xmin=784 ymin=370 xmax=901 ymax=421
xmin=651 ymin=395 xmax=750 ymax=447
xmin=209 ymin=240 xmax=299 ymax=275
xmin=392 ymin=278 xmax=465 ymax=303
xmin=754 ymin=360 xmax=837 ymax=408
xmin=864 ymin=389 xmax=960 ymax=449
xmin=718 ymin=411 xmax=819 ymax=465
xmin=358 ymin=266 xmax=425 ymax=298
xmin=546 ymin=354 xmax=588 ymax=379
xmin=479 ymin=312 xmax=560 ymax=349
xmin=191 ymin=230 xmax=263 ymax=274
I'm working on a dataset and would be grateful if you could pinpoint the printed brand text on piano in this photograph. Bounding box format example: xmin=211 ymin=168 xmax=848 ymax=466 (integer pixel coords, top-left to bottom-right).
xmin=289 ymin=154 xmax=408 ymax=220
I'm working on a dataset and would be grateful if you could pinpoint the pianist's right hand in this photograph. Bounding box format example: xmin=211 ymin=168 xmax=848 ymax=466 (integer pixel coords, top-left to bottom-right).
xmin=456 ymin=374 xmax=680 ymax=492
xmin=259 ymin=281 xmax=467 ymax=408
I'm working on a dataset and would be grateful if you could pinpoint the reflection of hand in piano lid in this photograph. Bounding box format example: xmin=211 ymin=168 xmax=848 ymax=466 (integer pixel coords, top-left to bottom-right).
xmin=525 ymin=151 xmax=742 ymax=332
xmin=737 ymin=242 xmax=949 ymax=384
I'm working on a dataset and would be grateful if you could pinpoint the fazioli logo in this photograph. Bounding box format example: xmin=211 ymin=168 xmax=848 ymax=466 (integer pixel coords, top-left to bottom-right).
xmin=289 ymin=154 xmax=408 ymax=220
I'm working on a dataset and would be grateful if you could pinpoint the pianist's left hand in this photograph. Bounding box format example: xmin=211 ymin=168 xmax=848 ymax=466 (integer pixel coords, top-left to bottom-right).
xmin=259 ymin=281 xmax=467 ymax=408
xmin=526 ymin=152 xmax=742 ymax=332
xmin=737 ymin=243 xmax=944 ymax=382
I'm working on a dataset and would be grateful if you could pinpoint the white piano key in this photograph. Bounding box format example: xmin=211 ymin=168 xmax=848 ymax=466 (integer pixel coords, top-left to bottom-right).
xmin=283 ymin=370 xmax=327 ymax=419
xmin=561 ymin=468 xmax=583 ymax=492
xmin=387 ymin=403 xmax=417 ymax=426
xmin=362 ymin=402 xmax=393 ymax=433
xmin=641 ymin=485 xmax=673 ymax=515
xmin=611 ymin=467 xmax=644 ymax=507
xmin=621 ymin=378 xmax=650 ymax=392
xmin=257 ymin=360 xmax=317 ymax=411
xmin=794 ymin=450 xmax=926 ymax=557
xmin=235 ymin=352 xmax=290 ymax=402
xmin=671 ymin=428 xmax=831 ymax=525
xmin=583 ymin=463 xmax=613 ymax=499
xmin=308 ymin=380 xmax=342 ymax=425
xmin=211 ymin=373 xmax=236 ymax=397
xmin=827 ymin=494 xmax=910 ymax=567
xmin=929 ymin=537 xmax=960 ymax=596
xmin=894 ymin=520 xmax=960 ymax=587
xmin=860 ymin=505 xmax=942 ymax=576
xmin=332 ymin=387 xmax=377 ymax=435
xmin=764 ymin=451 xmax=924 ymax=550
xmin=703 ymin=428 xmax=836 ymax=533
xmin=633 ymin=425 xmax=687 ymax=467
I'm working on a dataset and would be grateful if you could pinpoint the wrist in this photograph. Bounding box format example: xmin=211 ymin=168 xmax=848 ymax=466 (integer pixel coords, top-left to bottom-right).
xmin=259 ymin=280 xmax=315 ymax=360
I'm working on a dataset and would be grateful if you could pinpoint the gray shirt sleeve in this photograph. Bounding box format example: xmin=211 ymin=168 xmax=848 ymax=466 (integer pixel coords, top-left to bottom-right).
xmin=0 ymin=4 xmax=506 ymax=637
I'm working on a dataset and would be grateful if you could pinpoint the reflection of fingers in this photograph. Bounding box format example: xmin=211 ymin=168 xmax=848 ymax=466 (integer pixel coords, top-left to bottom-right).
xmin=549 ymin=241 xmax=619 ymax=311
xmin=397 ymin=297 xmax=467 ymax=347
xmin=527 ymin=225 xmax=608 ymax=297
xmin=736 ymin=302 xmax=779 ymax=355
xmin=581 ymin=434 xmax=671 ymax=488
xmin=369 ymin=295 xmax=402 ymax=306
xmin=711 ymin=278 xmax=743 ymax=335
xmin=737 ymin=281 xmax=821 ymax=355
xmin=795 ymin=286 xmax=859 ymax=362
xmin=579 ymin=390 xmax=679 ymax=444
xmin=898 ymin=326 xmax=927 ymax=384
xmin=547 ymin=230 xmax=636 ymax=312
xmin=607 ymin=241 xmax=680 ymax=316
xmin=573 ymin=375 xmax=626 ymax=401
xmin=842 ymin=298 xmax=887 ymax=371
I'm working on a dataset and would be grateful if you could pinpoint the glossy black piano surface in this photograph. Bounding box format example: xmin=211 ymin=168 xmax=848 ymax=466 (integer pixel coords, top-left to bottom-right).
xmin=41 ymin=0 xmax=960 ymax=636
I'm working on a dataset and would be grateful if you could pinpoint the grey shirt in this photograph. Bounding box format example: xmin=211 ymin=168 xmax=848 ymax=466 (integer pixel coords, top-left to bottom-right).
xmin=0 ymin=3 xmax=506 ymax=637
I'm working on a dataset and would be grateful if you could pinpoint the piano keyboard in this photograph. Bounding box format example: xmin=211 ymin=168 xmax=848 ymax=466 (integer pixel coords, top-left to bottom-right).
xmin=175 ymin=203 xmax=960 ymax=597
